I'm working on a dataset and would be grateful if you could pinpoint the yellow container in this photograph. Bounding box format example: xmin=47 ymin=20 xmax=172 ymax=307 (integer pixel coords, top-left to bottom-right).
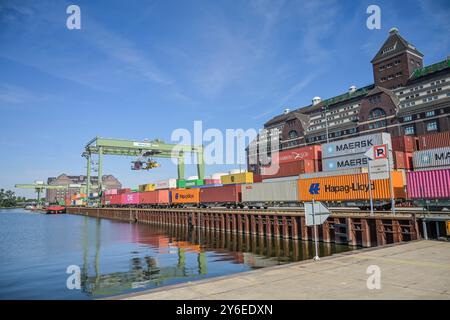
xmin=139 ymin=184 xmax=155 ymax=192
xmin=221 ymin=172 xmax=253 ymax=185
xmin=298 ymin=171 xmax=406 ymax=202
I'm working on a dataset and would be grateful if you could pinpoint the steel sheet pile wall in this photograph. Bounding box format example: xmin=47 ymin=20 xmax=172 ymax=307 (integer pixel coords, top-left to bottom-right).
xmin=242 ymin=180 xmax=298 ymax=202
xmin=321 ymin=133 xmax=393 ymax=171
xmin=298 ymin=171 xmax=406 ymax=202
xmin=407 ymin=169 xmax=450 ymax=199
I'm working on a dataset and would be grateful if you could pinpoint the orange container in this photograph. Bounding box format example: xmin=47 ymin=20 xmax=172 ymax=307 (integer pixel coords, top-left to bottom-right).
xmin=298 ymin=171 xmax=406 ymax=202
xmin=171 ymin=188 xmax=200 ymax=204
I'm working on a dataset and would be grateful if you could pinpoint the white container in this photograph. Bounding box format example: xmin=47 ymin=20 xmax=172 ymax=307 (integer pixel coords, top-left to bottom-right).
xmin=241 ymin=181 xmax=298 ymax=203
xmin=262 ymin=176 xmax=298 ymax=183
xmin=413 ymin=147 xmax=450 ymax=169
xmin=321 ymin=132 xmax=392 ymax=159
xmin=322 ymin=151 xmax=393 ymax=171
xmin=212 ymin=172 xmax=228 ymax=180
xmin=299 ymin=168 xmax=368 ymax=179
xmin=155 ymin=178 xmax=177 ymax=190
xmin=187 ymin=176 xmax=198 ymax=180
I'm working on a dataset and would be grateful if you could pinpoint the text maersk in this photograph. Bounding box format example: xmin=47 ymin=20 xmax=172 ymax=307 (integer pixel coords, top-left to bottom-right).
xmin=335 ymin=139 xmax=373 ymax=152
xmin=336 ymin=157 xmax=368 ymax=168
xmin=324 ymin=182 xmax=375 ymax=193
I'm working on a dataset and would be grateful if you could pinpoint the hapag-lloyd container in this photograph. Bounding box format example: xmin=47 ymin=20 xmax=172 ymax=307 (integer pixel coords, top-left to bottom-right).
xmin=271 ymin=145 xmax=321 ymax=163
xmin=155 ymin=178 xmax=177 ymax=190
xmin=242 ymin=180 xmax=298 ymax=203
xmin=321 ymin=132 xmax=392 ymax=159
xmin=199 ymin=185 xmax=241 ymax=204
xmin=171 ymin=188 xmax=200 ymax=204
xmin=407 ymin=169 xmax=450 ymax=199
xmin=121 ymin=192 xmax=140 ymax=204
xmin=322 ymin=152 xmax=394 ymax=171
xmin=139 ymin=190 xmax=170 ymax=204
xmin=413 ymin=147 xmax=450 ymax=169
xmin=298 ymin=171 xmax=406 ymax=201
xmin=417 ymin=131 xmax=450 ymax=150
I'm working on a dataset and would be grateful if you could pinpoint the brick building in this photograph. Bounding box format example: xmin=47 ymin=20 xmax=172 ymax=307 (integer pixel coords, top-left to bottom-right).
xmin=46 ymin=174 xmax=121 ymax=203
xmin=247 ymin=28 xmax=450 ymax=174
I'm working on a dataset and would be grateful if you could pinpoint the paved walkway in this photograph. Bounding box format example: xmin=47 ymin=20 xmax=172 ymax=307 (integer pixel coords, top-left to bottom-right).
xmin=116 ymin=240 xmax=450 ymax=300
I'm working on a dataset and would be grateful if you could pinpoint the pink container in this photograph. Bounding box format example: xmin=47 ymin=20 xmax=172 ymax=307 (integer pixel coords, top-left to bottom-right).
xmin=105 ymin=189 xmax=118 ymax=195
xmin=121 ymin=192 xmax=140 ymax=204
xmin=204 ymin=179 xmax=221 ymax=185
xmin=407 ymin=169 xmax=450 ymax=199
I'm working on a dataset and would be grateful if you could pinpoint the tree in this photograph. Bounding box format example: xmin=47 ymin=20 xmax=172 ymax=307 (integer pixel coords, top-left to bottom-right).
xmin=0 ymin=189 xmax=18 ymax=207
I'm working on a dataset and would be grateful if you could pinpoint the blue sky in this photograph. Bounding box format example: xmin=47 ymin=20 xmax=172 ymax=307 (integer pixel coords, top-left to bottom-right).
xmin=1 ymin=0 xmax=449 ymax=198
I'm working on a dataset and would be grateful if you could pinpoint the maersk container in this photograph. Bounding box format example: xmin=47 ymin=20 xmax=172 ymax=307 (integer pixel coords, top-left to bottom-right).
xmin=199 ymin=185 xmax=241 ymax=204
xmin=322 ymin=152 xmax=393 ymax=171
xmin=298 ymin=171 xmax=406 ymax=202
xmin=241 ymin=180 xmax=298 ymax=204
xmin=413 ymin=147 xmax=450 ymax=169
xmin=139 ymin=190 xmax=170 ymax=205
xmin=407 ymin=169 xmax=450 ymax=199
xmin=417 ymin=131 xmax=450 ymax=150
xmin=155 ymin=178 xmax=177 ymax=190
xmin=321 ymin=132 xmax=392 ymax=159
xmin=121 ymin=192 xmax=140 ymax=205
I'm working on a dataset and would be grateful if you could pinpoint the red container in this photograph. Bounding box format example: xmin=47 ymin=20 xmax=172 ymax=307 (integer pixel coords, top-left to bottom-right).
xmin=110 ymin=194 xmax=122 ymax=205
xmin=407 ymin=169 xmax=450 ymax=199
xmin=253 ymin=174 xmax=263 ymax=183
xmin=121 ymin=192 xmax=139 ymax=204
xmin=393 ymin=151 xmax=406 ymax=169
xmin=274 ymin=145 xmax=321 ymax=164
xmin=392 ymin=136 xmax=415 ymax=152
xmin=118 ymin=188 xmax=131 ymax=195
xmin=199 ymin=185 xmax=242 ymax=203
xmin=139 ymin=190 xmax=170 ymax=205
xmin=417 ymin=131 xmax=450 ymax=150
xmin=261 ymin=159 xmax=320 ymax=178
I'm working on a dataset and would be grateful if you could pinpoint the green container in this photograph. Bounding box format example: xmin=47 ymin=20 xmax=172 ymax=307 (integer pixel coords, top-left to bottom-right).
xmin=177 ymin=179 xmax=186 ymax=188
xmin=185 ymin=179 xmax=204 ymax=188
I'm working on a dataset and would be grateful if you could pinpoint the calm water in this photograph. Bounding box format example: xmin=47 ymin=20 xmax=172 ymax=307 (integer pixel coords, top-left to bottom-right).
xmin=0 ymin=209 xmax=357 ymax=299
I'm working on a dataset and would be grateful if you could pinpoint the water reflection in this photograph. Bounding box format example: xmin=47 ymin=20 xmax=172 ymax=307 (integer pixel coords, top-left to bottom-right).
xmin=79 ymin=216 xmax=356 ymax=298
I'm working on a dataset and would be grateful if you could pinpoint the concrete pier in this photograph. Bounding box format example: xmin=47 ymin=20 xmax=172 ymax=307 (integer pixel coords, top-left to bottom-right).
xmin=116 ymin=240 xmax=450 ymax=300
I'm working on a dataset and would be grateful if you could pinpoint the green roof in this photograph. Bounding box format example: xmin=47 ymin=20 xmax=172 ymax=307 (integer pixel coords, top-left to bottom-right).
xmin=321 ymin=85 xmax=373 ymax=106
xmin=412 ymin=58 xmax=450 ymax=79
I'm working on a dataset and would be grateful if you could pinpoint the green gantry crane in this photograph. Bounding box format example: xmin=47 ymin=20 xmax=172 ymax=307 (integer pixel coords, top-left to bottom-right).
xmin=82 ymin=137 xmax=205 ymax=196
xmin=14 ymin=182 xmax=68 ymax=207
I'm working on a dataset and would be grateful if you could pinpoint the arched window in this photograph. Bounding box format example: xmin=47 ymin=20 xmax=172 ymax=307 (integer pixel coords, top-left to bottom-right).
xmin=368 ymin=108 xmax=386 ymax=120
xmin=288 ymin=130 xmax=298 ymax=139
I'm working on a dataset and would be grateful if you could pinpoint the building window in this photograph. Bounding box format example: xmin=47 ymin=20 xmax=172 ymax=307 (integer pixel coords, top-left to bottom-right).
xmin=368 ymin=108 xmax=386 ymax=120
xmin=404 ymin=126 xmax=415 ymax=135
xmin=426 ymin=121 xmax=438 ymax=132
xmin=426 ymin=110 xmax=435 ymax=117
xmin=403 ymin=115 xmax=412 ymax=122
xmin=288 ymin=130 xmax=298 ymax=140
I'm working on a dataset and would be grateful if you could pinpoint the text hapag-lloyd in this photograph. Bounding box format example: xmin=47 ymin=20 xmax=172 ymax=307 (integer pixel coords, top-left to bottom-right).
xmin=334 ymin=139 xmax=373 ymax=152
xmin=325 ymin=182 xmax=375 ymax=193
